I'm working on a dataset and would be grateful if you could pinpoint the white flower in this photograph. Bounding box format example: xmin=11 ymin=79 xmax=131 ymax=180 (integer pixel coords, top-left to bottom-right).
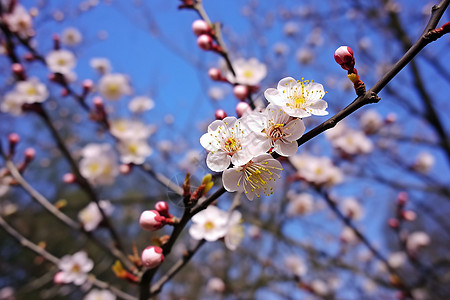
xmin=331 ymin=129 xmax=373 ymax=155
xmin=200 ymin=116 xmax=254 ymax=172
xmin=208 ymin=86 xmax=226 ymax=101
xmin=128 ymin=96 xmax=154 ymax=113
xmin=283 ymin=22 xmax=300 ymax=36
xmin=117 ymin=138 xmax=152 ymax=165
xmin=311 ymin=279 xmax=330 ymax=296
xmin=189 ymin=206 xmax=229 ymax=241
xmin=284 ymin=255 xmax=307 ymax=277
xmin=15 ymin=78 xmax=48 ymax=104
xmin=289 ymin=154 xmax=343 ymax=187
xmin=79 ymin=143 xmax=119 ymax=186
xmin=287 ymin=191 xmax=314 ymax=216
xmin=78 ymin=200 xmax=113 ymax=232
xmin=406 ymin=231 xmax=430 ymax=253
xmin=296 ymin=48 xmax=314 ymax=65
xmin=340 ymin=226 xmax=358 ymax=244
xmin=264 ymin=77 xmax=328 ymax=118
xmin=224 ymin=210 xmax=244 ymax=251
xmin=223 ymin=58 xmax=267 ymax=86
xmin=90 ymin=58 xmax=111 ymax=75
xmin=222 ymin=153 xmax=283 ymax=200
xmin=62 ymin=27 xmax=83 ymax=46
xmin=207 ymin=277 xmax=226 ymax=293
xmin=360 ymin=109 xmax=383 ymax=134
xmin=84 ymin=289 xmax=115 ymax=300
xmin=413 ymin=152 xmax=435 ymax=173
xmin=110 ymin=119 xmax=155 ymax=140
xmin=245 ymin=104 xmax=305 ymax=157
xmin=58 ymin=251 xmax=94 ymax=285
xmin=46 ymin=49 xmax=76 ymax=75
xmin=388 ymin=252 xmax=407 ymax=269
xmin=1 ymin=91 xmax=24 ymax=116
xmin=341 ymin=197 xmax=363 ymax=220
xmin=98 ymin=73 xmax=131 ymax=100
xmin=4 ymin=4 xmax=33 ymax=37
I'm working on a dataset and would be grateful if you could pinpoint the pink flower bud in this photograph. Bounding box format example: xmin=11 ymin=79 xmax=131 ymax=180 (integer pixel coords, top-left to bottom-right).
xmin=24 ymin=53 xmax=35 ymax=61
xmin=388 ymin=218 xmax=399 ymax=228
xmin=8 ymin=133 xmax=20 ymax=144
xmin=385 ymin=113 xmax=397 ymax=124
xmin=402 ymin=210 xmax=416 ymax=221
xmin=63 ymin=173 xmax=76 ymax=184
xmin=208 ymin=68 xmax=223 ymax=81
xmin=215 ymin=109 xmax=227 ymax=120
xmin=155 ymin=201 xmax=170 ymax=217
xmin=233 ymin=85 xmax=249 ymax=101
xmin=334 ymin=46 xmax=355 ymax=71
xmin=61 ymin=88 xmax=69 ymax=97
xmin=53 ymin=271 xmax=66 ymax=284
xmin=82 ymin=79 xmax=93 ymax=93
xmin=397 ymin=192 xmax=408 ymax=206
xmin=24 ymin=148 xmax=35 ymax=162
xmin=139 ymin=210 xmax=165 ymax=231
xmin=11 ymin=63 xmax=26 ymax=80
xmin=192 ymin=20 xmax=210 ymax=36
xmin=235 ymin=101 xmax=251 ymax=118
xmin=119 ymin=164 xmax=131 ymax=175
xmin=197 ymin=34 xmax=213 ymax=50
xmin=93 ymin=96 xmax=104 ymax=108
xmin=141 ymin=246 xmax=164 ymax=269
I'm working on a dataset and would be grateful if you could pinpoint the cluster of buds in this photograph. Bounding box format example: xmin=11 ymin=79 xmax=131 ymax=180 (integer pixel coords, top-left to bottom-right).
xmin=192 ymin=20 xmax=222 ymax=53
xmin=3 ymin=133 xmax=35 ymax=171
xmin=139 ymin=201 xmax=175 ymax=232
xmin=334 ymin=46 xmax=365 ymax=96
xmin=388 ymin=192 xmax=416 ymax=228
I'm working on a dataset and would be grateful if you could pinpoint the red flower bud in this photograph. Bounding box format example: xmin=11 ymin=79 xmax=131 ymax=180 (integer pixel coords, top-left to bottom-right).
xmin=192 ymin=20 xmax=210 ymax=36
xmin=139 ymin=210 xmax=165 ymax=231
xmin=233 ymin=85 xmax=249 ymax=101
xmin=141 ymin=246 xmax=164 ymax=269
xmin=215 ymin=109 xmax=227 ymax=120
xmin=197 ymin=34 xmax=213 ymax=50
xmin=334 ymin=46 xmax=355 ymax=71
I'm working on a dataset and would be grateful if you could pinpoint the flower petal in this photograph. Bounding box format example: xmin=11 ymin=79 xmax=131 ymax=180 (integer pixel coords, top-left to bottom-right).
xmin=222 ymin=168 xmax=243 ymax=192
xmin=206 ymin=152 xmax=231 ymax=172
xmin=274 ymin=140 xmax=298 ymax=156
xmin=308 ymin=99 xmax=328 ymax=116
xmin=283 ymin=118 xmax=305 ymax=141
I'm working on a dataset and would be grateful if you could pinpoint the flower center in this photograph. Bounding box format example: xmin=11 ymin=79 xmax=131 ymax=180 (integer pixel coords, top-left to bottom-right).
xmin=223 ymin=138 xmax=241 ymax=154
xmin=282 ymin=78 xmax=312 ymax=109
xmin=26 ymin=86 xmax=37 ymax=95
xmin=267 ymin=123 xmax=286 ymax=141
xmin=71 ymin=264 xmax=82 ymax=273
xmin=242 ymin=70 xmax=253 ymax=78
xmin=238 ymin=161 xmax=282 ymax=197
xmin=57 ymin=58 xmax=66 ymax=66
xmin=204 ymin=221 xmax=215 ymax=230
xmin=107 ymin=83 xmax=120 ymax=94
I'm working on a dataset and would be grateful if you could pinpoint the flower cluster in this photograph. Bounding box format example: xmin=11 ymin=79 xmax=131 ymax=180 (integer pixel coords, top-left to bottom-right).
xmin=1 ymin=78 xmax=48 ymax=115
xmin=200 ymin=77 xmax=328 ymax=200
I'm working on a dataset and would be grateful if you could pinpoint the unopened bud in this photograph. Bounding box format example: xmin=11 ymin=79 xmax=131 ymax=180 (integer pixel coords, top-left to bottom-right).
xmin=8 ymin=133 xmax=20 ymax=156
xmin=24 ymin=53 xmax=35 ymax=61
xmin=208 ymin=68 xmax=223 ymax=81
xmin=197 ymin=34 xmax=213 ymax=50
xmin=334 ymin=46 xmax=355 ymax=71
xmin=215 ymin=109 xmax=227 ymax=120
xmin=119 ymin=164 xmax=131 ymax=175
xmin=53 ymin=272 xmax=66 ymax=284
xmin=63 ymin=173 xmax=76 ymax=184
xmin=233 ymin=85 xmax=249 ymax=101
xmin=402 ymin=210 xmax=416 ymax=221
xmin=82 ymin=79 xmax=93 ymax=95
xmin=61 ymin=88 xmax=69 ymax=97
xmin=52 ymin=34 xmax=60 ymax=50
xmin=24 ymin=148 xmax=35 ymax=163
xmin=155 ymin=201 xmax=170 ymax=218
xmin=388 ymin=218 xmax=399 ymax=228
xmin=236 ymin=101 xmax=251 ymax=117
xmin=397 ymin=192 xmax=408 ymax=206
xmin=141 ymin=246 xmax=164 ymax=269
xmin=11 ymin=63 xmax=26 ymax=80
xmin=93 ymin=96 xmax=104 ymax=108
xmin=139 ymin=210 xmax=165 ymax=231
xmin=385 ymin=113 xmax=397 ymax=124
xmin=192 ymin=20 xmax=210 ymax=36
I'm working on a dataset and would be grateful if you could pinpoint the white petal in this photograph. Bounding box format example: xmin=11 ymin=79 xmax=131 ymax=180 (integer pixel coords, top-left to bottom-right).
xmin=283 ymin=118 xmax=305 ymax=141
xmin=230 ymin=149 xmax=252 ymax=167
xmin=206 ymin=152 xmax=230 ymax=172
xmin=244 ymin=134 xmax=271 ymax=156
xmin=274 ymin=140 xmax=298 ymax=156
xmin=264 ymin=88 xmax=282 ymax=105
xmin=245 ymin=112 xmax=266 ymax=133
xmin=200 ymin=132 xmax=220 ymax=151
xmin=308 ymin=99 xmax=328 ymax=116
xmin=222 ymin=168 xmax=243 ymax=192
xmin=305 ymin=82 xmax=325 ymax=101
xmin=277 ymin=77 xmax=298 ymax=92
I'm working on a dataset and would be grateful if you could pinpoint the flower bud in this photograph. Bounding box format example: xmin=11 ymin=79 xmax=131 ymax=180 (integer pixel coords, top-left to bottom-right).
xmin=119 ymin=164 xmax=131 ymax=175
xmin=141 ymin=246 xmax=164 ymax=269
xmin=402 ymin=210 xmax=416 ymax=221
xmin=139 ymin=210 xmax=165 ymax=231
xmin=192 ymin=20 xmax=210 ymax=36
xmin=63 ymin=173 xmax=76 ymax=184
xmin=82 ymin=79 xmax=93 ymax=96
xmin=197 ymin=34 xmax=213 ymax=50
xmin=334 ymin=46 xmax=355 ymax=71
xmin=53 ymin=271 xmax=66 ymax=284
xmin=233 ymin=85 xmax=249 ymax=101
xmin=235 ymin=101 xmax=251 ymax=118
xmin=215 ymin=109 xmax=227 ymax=120
xmin=208 ymin=68 xmax=223 ymax=81
xmin=24 ymin=147 xmax=35 ymax=163
xmin=11 ymin=63 xmax=26 ymax=80
xmin=155 ymin=201 xmax=170 ymax=218
xmin=388 ymin=218 xmax=399 ymax=228
xmin=397 ymin=192 xmax=408 ymax=206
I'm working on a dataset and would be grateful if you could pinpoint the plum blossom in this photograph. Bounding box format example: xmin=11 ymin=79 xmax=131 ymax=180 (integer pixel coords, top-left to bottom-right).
xmin=223 ymin=58 xmax=267 ymax=86
xmin=84 ymin=289 xmax=115 ymax=300
xmin=340 ymin=197 xmax=363 ymax=220
xmin=207 ymin=277 xmax=226 ymax=293
xmin=4 ymin=4 xmax=33 ymax=37
xmin=98 ymin=73 xmax=132 ymax=100
xmin=222 ymin=153 xmax=283 ymax=200
xmin=15 ymin=78 xmax=48 ymax=104
xmin=58 ymin=251 xmax=94 ymax=285
xmin=78 ymin=200 xmax=113 ymax=232
xmin=360 ymin=109 xmax=383 ymax=134
xmin=413 ymin=152 xmax=435 ymax=173
xmin=46 ymin=49 xmax=76 ymax=75
xmin=116 ymin=138 xmax=152 ymax=165
xmin=327 ymin=125 xmax=373 ymax=156
xmin=90 ymin=58 xmax=111 ymax=74
xmin=245 ymin=104 xmax=305 ymax=156
xmin=128 ymin=96 xmax=155 ymax=113
xmin=407 ymin=231 xmax=430 ymax=253
xmin=388 ymin=251 xmax=407 ymax=269
xmin=286 ymin=191 xmax=314 ymax=216
xmin=200 ymin=116 xmax=254 ymax=172
xmin=79 ymin=143 xmax=119 ymax=186
xmin=189 ymin=205 xmax=228 ymax=241
xmin=289 ymin=154 xmax=344 ymax=187
xmin=264 ymin=77 xmax=328 ymax=118
xmin=110 ymin=119 xmax=155 ymax=141
xmin=1 ymin=91 xmax=24 ymax=115
xmin=224 ymin=210 xmax=244 ymax=251
xmin=62 ymin=27 xmax=82 ymax=46
xmin=284 ymin=255 xmax=307 ymax=277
